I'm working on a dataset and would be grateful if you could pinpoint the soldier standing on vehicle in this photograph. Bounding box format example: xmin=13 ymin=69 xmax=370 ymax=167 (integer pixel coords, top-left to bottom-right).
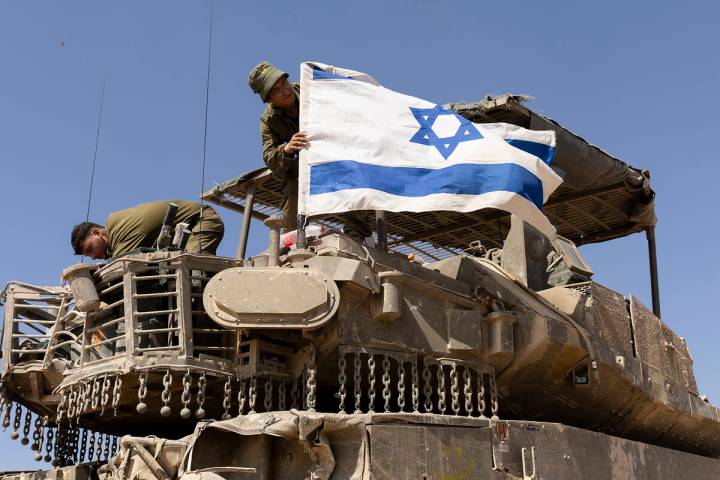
xmin=248 ymin=61 xmax=370 ymax=239
xmin=247 ymin=61 xmax=305 ymax=229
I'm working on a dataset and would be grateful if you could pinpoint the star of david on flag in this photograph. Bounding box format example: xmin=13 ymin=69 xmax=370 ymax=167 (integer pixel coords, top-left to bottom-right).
xmin=409 ymin=105 xmax=483 ymax=159
xmin=298 ymin=62 xmax=562 ymax=239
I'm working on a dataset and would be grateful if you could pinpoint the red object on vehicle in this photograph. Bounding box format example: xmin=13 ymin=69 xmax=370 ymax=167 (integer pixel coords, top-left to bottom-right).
xmin=281 ymin=224 xmax=326 ymax=248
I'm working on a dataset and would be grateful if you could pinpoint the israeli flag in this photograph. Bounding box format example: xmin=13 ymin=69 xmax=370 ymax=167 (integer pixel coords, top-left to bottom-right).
xmin=298 ymin=62 xmax=563 ymax=239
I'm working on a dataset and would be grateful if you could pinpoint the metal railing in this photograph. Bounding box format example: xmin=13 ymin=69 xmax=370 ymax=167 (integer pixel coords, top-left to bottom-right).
xmin=1 ymin=284 xmax=70 ymax=370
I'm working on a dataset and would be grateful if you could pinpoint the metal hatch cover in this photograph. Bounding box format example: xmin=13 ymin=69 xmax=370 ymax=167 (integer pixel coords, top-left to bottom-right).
xmin=203 ymin=267 xmax=340 ymax=330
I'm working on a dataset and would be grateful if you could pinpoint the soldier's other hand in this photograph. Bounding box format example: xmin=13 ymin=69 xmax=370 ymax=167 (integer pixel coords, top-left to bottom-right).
xmin=283 ymin=132 xmax=309 ymax=155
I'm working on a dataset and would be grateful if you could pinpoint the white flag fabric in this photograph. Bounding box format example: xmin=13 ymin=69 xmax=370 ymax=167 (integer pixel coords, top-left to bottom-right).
xmin=298 ymin=62 xmax=563 ymax=239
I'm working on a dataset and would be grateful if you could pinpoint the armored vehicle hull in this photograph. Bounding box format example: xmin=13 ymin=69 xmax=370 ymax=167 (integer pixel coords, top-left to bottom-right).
xmin=1 ymin=95 xmax=714 ymax=479
xmin=3 ymin=413 xmax=720 ymax=480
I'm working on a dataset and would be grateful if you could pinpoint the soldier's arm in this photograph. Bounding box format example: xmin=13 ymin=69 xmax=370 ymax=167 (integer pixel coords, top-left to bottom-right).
xmin=260 ymin=119 xmax=292 ymax=174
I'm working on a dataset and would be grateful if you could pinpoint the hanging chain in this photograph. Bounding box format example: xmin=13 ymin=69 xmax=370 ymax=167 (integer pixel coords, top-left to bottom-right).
xmin=397 ymin=362 xmax=406 ymax=412
xmin=55 ymin=424 xmax=65 ymax=466
xmin=87 ymin=431 xmax=95 ymax=462
xmin=80 ymin=383 xmax=90 ymax=417
xmin=338 ymin=354 xmax=347 ymax=413
xmin=34 ymin=417 xmax=46 ymax=462
xmin=422 ymin=361 xmax=433 ymax=413
xmin=196 ymin=371 xmax=207 ymax=419
xmin=85 ymin=381 xmax=93 ymax=414
xmin=11 ymin=402 xmax=22 ymax=440
xmin=62 ymin=427 xmax=71 ymax=465
xmin=248 ymin=377 xmax=257 ymax=414
xmin=477 ymin=371 xmax=487 ymax=419
xmin=79 ymin=383 xmax=88 ymax=416
xmin=94 ymin=432 xmax=101 ymax=462
xmin=91 ymin=377 xmax=101 ymax=411
xmin=53 ymin=424 xmax=63 ymax=466
xmin=95 ymin=432 xmax=102 ymax=461
xmin=80 ymin=428 xmax=88 ymax=463
xmin=67 ymin=389 xmax=77 ymax=422
xmin=222 ymin=378 xmax=232 ymax=420
xmin=367 ymin=354 xmax=376 ymax=413
xmin=450 ymin=363 xmax=460 ymax=415
xmin=2 ymin=400 xmax=12 ymax=430
xmin=436 ymin=364 xmax=446 ymax=414
xmin=306 ymin=347 xmax=317 ymax=412
xmin=68 ymin=425 xmax=76 ymax=465
xmin=102 ymin=433 xmax=110 ymax=461
xmin=94 ymin=432 xmax=102 ymax=462
xmin=278 ymin=380 xmax=286 ymax=410
xmin=86 ymin=431 xmax=94 ymax=462
xmin=353 ymin=352 xmax=362 ymax=414
xmin=44 ymin=425 xmax=54 ymax=463
xmin=490 ymin=373 xmax=499 ymax=420
xmin=181 ymin=370 xmax=192 ymax=419
xmin=112 ymin=376 xmax=122 ymax=416
xmin=463 ymin=367 xmax=473 ymax=416
xmin=237 ymin=379 xmax=246 ymax=416
xmin=54 ymin=392 xmax=65 ymax=424
xmin=136 ymin=371 xmax=148 ymax=414
xmin=111 ymin=435 xmax=118 ymax=456
xmin=160 ymin=370 xmax=173 ymax=417
xmin=76 ymin=384 xmax=85 ymax=418
xmin=31 ymin=415 xmax=42 ymax=451
xmin=100 ymin=375 xmax=111 ymax=415
xmin=20 ymin=408 xmax=32 ymax=445
xmin=68 ymin=426 xmax=78 ymax=465
xmin=74 ymin=427 xmax=81 ymax=464
xmin=291 ymin=377 xmax=299 ymax=410
xmin=382 ymin=355 xmax=391 ymax=413
xmin=411 ymin=361 xmax=420 ymax=413
xmin=72 ymin=386 xmax=81 ymax=421
xmin=264 ymin=377 xmax=273 ymax=412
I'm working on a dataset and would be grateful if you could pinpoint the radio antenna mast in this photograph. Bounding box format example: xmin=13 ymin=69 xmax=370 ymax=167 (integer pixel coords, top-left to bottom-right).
xmin=85 ymin=76 xmax=107 ymax=222
xmin=198 ymin=2 xmax=214 ymax=253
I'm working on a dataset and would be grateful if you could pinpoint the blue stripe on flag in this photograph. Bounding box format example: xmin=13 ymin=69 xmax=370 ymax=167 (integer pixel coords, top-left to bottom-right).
xmin=505 ymin=139 xmax=555 ymax=166
xmin=312 ymin=67 xmax=351 ymax=80
xmin=310 ymin=160 xmax=544 ymax=209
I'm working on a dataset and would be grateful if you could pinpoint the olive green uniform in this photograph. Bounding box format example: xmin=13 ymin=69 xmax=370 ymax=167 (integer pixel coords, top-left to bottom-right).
xmin=259 ymin=85 xmax=371 ymax=238
xmin=260 ymin=84 xmax=301 ymax=228
xmin=106 ymin=200 xmax=224 ymax=258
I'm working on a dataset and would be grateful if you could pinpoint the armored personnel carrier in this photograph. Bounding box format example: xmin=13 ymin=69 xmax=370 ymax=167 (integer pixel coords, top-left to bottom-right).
xmin=2 ymin=96 xmax=719 ymax=479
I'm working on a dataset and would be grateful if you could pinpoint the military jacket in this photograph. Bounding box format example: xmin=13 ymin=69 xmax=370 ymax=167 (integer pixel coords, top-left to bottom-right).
xmin=259 ymin=83 xmax=300 ymax=177
xmin=106 ymin=200 xmax=202 ymax=257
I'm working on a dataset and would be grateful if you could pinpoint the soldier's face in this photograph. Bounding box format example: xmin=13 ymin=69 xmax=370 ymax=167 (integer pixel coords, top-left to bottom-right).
xmin=81 ymin=229 xmax=109 ymax=260
xmin=267 ymin=78 xmax=294 ymax=108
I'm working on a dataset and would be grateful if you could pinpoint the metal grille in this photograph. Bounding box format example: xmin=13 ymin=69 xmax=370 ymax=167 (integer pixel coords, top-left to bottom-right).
xmin=629 ymin=295 xmax=684 ymax=387
xmin=1 ymin=284 xmax=69 ymax=368
xmin=588 ymin=283 xmax=634 ymax=360
xmin=203 ymin=171 xmax=651 ymax=263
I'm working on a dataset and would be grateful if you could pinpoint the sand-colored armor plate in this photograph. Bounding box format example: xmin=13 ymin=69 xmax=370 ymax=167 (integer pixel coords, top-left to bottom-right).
xmin=203 ymin=267 xmax=340 ymax=329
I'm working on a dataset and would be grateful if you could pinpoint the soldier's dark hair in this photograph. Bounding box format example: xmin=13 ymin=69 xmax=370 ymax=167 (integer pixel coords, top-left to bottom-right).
xmin=71 ymin=222 xmax=104 ymax=255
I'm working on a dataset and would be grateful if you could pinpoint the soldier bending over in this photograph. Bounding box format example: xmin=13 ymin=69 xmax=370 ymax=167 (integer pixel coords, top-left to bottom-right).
xmin=70 ymin=200 xmax=224 ymax=260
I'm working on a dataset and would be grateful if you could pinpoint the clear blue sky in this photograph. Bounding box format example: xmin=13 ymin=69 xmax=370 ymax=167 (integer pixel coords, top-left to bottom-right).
xmin=1 ymin=0 xmax=718 ymax=470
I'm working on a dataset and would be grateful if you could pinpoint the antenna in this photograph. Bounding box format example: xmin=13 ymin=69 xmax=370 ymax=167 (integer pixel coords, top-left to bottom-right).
xmin=85 ymin=76 xmax=107 ymax=222
xmin=198 ymin=2 xmax=213 ymax=253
